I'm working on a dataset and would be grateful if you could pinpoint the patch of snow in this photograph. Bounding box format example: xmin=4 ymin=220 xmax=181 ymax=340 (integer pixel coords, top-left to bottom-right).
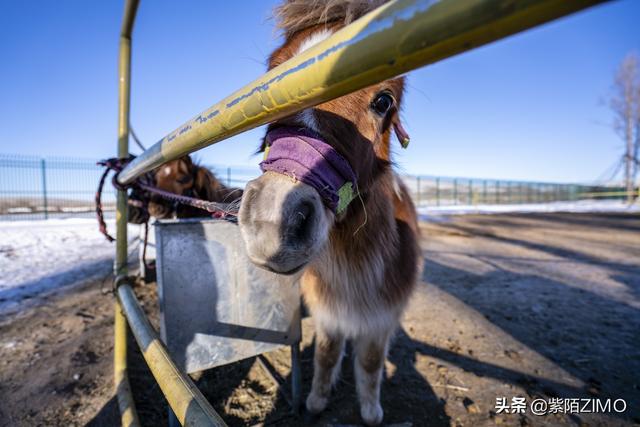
xmin=2 ymin=341 xmax=17 ymax=349
xmin=7 ymin=207 xmax=31 ymax=213
xmin=0 ymin=218 xmax=139 ymax=313
xmin=418 ymin=200 xmax=640 ymax=219
xmin=60 ymin=206 xmax=93 ymax=213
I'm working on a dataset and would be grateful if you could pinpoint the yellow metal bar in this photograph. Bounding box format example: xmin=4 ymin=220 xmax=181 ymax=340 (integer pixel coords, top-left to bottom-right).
xmin=117 ymin=284 xmax=227 ymax=426
xmin=115 ymin=299 xmax=141 ymax=427
xmin=115 ymin=1 xmax=139 ymax=426
xmin=120 ymin=0 xmax=138 ymax=39
xmin=118 ymin=0 xmax=609 ymax=185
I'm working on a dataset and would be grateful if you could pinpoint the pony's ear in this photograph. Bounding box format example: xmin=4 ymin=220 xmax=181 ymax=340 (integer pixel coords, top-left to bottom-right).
xmin=193 ymin=166 xmax=218 ymax=201
xmin=257 ymin=135 xmax=268 ymax=154
xmin=392 ymin=115 xmax=410 ymax=149
xmin=181 ymin=155 xmax=193 ymax=168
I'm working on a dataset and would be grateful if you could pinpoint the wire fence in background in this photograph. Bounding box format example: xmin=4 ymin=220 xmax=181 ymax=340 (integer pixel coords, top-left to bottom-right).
xmin=0 ymin=155 xmax=118 ymax=221
xmin=0 ymin=154 xmax=633 ymax=221
xmin=402 ymin=175 xmax=631 ymax=208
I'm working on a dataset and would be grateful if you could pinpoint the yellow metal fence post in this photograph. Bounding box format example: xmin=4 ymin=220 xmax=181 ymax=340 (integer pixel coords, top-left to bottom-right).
xmin=114 ymin=298 xmax=140 ymax=427
xmin=114 ymin=1 xmax=140 ymax=426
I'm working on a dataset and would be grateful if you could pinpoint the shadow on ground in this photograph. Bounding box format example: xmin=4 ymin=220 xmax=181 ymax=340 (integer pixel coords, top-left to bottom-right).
xmin=422 ymin=213 xmax=639 ymax=424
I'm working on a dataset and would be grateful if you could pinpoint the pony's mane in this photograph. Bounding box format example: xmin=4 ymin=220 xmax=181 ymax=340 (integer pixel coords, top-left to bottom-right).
xmin=274 ymin=0 xmax=388 ymax=37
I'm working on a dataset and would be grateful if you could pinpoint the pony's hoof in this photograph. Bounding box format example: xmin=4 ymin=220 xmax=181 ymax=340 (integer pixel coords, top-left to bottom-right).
xmin=360 ymin=401 xmax=383 ymax=426
xmin=306 ymin=392 xmax=328 ymax=414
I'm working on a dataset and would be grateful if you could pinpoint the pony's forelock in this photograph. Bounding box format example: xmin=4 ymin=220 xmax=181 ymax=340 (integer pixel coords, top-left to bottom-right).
xmin=274 ymin=0 xmax=388 ymax=37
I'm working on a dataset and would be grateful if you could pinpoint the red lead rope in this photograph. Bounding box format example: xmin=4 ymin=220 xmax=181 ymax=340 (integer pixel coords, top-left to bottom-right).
xmin=95 ymin=157 xmax=239 ymax=242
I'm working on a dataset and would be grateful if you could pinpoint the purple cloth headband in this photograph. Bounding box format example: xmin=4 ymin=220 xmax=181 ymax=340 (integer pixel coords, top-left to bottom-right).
xmin=260 ymin=127 xmax=358 ymax=214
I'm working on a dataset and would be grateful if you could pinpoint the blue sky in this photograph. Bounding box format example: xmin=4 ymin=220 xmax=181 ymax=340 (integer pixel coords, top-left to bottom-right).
xmin=0 ymin=1 xmax=638 ymax=183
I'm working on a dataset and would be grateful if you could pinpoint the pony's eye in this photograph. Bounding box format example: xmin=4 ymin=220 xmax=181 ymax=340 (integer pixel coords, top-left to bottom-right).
xmin=177 ymin=175 xmax=192 ymax=185
xmin=371 ymin=93 xmax=394 ymax=116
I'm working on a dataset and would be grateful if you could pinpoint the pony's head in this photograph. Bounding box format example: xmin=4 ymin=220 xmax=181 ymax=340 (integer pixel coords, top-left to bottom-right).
xmin=239 ymin=0 xmax=408 ymax=274
xmin=149 ymin=156 xmax=222 ymax=218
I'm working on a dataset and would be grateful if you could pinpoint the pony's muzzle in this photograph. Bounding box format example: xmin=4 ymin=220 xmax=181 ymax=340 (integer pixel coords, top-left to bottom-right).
xmin=238 ymin=172 xmax=331 ymax=275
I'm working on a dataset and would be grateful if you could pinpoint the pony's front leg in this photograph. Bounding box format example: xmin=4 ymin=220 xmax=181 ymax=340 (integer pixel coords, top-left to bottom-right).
xmin=306 ymin=327 xmax=345 ymax=414
xmin=354 ymin=331 xmax=391 ymax=426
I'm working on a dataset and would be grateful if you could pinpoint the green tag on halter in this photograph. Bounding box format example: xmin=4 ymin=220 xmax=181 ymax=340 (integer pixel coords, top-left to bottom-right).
xmin=263 ymin=145 xmax=271 ymax=160
xmin=336 ymin=182 xmax=356 ymax=214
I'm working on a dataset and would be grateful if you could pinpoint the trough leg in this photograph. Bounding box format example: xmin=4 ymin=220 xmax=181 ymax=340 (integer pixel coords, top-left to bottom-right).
xmin=306 ymin=328 xmax=344 ymax=414
xmin=290 ymin=342 xmax=302 ymax=414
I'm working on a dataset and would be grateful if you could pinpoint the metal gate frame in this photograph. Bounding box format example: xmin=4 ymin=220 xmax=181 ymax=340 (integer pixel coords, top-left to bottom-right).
xmin=111 ymin=0 xmax=610 ymax=425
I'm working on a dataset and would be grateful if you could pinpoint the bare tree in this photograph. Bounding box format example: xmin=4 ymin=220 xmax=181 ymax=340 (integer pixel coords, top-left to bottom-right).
xmin=609 ymin=52 xmax=640 ymax=203
xmin=635 ymin=81 xmax=640 ymax=186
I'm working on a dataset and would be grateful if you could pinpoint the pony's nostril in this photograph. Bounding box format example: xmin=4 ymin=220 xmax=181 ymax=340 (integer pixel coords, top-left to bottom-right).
xmin=290 ymin=200 xmax=314 ymax=242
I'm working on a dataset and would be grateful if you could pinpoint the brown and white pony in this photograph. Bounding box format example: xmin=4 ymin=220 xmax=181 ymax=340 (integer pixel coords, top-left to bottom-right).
xmin=147 ymin=156 xmax=242 ymax=219
xmin=238 ymin=1 xmax=420 ymax=425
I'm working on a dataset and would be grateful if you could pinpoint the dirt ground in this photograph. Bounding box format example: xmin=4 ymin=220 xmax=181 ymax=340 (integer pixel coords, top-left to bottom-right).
xmin=0 ymin=213 xmax=638 ymax=427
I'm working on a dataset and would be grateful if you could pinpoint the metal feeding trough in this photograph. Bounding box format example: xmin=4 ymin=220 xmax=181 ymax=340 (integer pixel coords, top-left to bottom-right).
xmin=154 ymin=218 xmax=301 ymax=405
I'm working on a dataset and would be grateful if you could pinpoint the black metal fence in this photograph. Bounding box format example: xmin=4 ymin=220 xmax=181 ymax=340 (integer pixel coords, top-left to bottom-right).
xmin=0 ymin=155 xmax=116 ymax=221
xmin=0 ymin=154 xmax=631 ymax=221
xmin=402 ymin=175 xmax=629 ymax=208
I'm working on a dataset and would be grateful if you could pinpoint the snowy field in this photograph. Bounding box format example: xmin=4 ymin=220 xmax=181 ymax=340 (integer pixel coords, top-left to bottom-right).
xmin=0 ymin=218 xmax=139 ymax=313
xmin=418 ymin=199 xmax=640 ymax=218
xmin=0 ymin=200 xmax=637 ymax=313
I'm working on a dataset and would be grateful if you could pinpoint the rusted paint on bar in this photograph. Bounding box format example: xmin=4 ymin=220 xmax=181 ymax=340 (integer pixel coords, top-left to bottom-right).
xmin=118 ymin=0 xmax=608 ymax=185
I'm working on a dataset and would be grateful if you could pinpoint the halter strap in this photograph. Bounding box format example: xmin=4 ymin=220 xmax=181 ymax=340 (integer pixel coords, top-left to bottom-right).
xmin=260 ymin=127 xmax=358 ymax=214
